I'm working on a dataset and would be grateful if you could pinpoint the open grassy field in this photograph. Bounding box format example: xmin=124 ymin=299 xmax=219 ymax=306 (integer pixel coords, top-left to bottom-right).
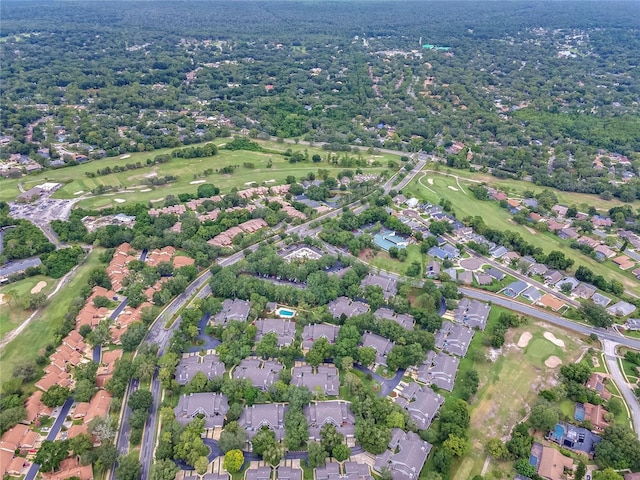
xmin=362 ymin=244 xmax=423 ymax=276
xmin=449 ymin=307 xmax=586 ymax=479
xmin=0 ymin=247 xmax=104 ymax=385
xmin=403 ymin=171 xmax=640 ymax=296
xmin=0 ymin=138 xmax=398 ymax=209
xmin=0 ymin=275 xmax=56 ymax=338
xmin=433 ymin=167 xmax=640 ymax=210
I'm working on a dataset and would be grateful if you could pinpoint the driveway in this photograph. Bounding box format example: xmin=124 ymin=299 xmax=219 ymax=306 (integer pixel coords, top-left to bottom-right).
xmin=353 ymin=364 xmax=405 ymax=397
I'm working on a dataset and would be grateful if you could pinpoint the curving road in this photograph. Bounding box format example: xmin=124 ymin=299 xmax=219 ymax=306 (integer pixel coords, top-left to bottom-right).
xmin=602 ymin=340 xmax=640 ymax=435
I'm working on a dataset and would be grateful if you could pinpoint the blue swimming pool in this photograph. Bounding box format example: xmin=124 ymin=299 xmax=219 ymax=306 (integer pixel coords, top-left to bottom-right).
xmin=276 ymin=308 xmax=296 ymax=318
xmin=553 ymin=424 xmax=565 ymax=441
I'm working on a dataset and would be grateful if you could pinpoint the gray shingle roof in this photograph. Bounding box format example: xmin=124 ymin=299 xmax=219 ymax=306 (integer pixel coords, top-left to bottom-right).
xmin=374 ymin=429 xmax=432 ymax=480
xmin=175 ymin=353 xmax=225 ymax=385
xmin=174 ymin=393 xmax=229 ymax=429
xmin=362 ymin=332 xmax=394 ymax=366
xmin=238 ymin=403 xmax=288 ymax=440
xmin=233 ymin=358 xmax=284 ymax=390
xmin=256 ymin=318 xmax=296 ymax=347
xmin=213 ymin=298 xmax=251 ymax=325
xmin=304 ymin=401 xmax=355 ymax=440
xmin=292 ymin=365 xmax=340 ymax=396
xmin=301 ymin=323 xmax=341 ymax=350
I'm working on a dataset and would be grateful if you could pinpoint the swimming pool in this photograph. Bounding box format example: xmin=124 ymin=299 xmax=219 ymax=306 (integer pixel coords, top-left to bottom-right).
xmin=276 ymin=307 xmax=296 ymax=318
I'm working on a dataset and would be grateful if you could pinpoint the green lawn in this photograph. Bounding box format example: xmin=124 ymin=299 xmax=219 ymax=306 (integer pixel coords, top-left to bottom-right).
xmin=0 ymin=247 xmax=105 ymax=385
xmin=365 ymin=244 xmax=423 ymax=276
xmin=403 ymin=171 xmax=640 ymax=296
xmin=0 ymin=138 xmax=397 ymax=209
xmin=0 ymin=275 xmax=56 ymax=338
xmin=431 ymin=167 xmax=640 ymax=210
xmin=447 ymin=308 xmax=585 ymax=479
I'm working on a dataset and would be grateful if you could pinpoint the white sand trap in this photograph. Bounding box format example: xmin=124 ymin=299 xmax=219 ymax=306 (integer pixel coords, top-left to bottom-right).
xmin=150 ymin=198 xmax=164 ymax=203
xmin=30 ymin=281 xmax=47 ymax=294
xmin=545 ymin=356 xmax=562 ymax=368
xmin=140 ymin=188 xmax=152 ymax=192
xmin=265 ymin=179 xmax=276 ymax=183
xmin=544 ymin=332 xmax=565 ymax=348
xmin=145 ymin=172 xmax=157 ymax=178
xmin=0 ymin=294 xmax=6 ymax=305
xmin=448 ymin=185 xmax=458 ymax=191
xmin=119 ymin=154 xmax=131 ymax=159
xmin=190 ymin=180 xmax=206 ymax=185
xmin=114 ymin=198 xmax=126 ymax=203
xmin=244 ymin=181 xmax=254 ymax=186
xmin=427 ymin=178 xmax=434 ymax=185
xmin=517 ymin=332 xmax=532 ymax=348
xmin=73 ymin=191 xmax=84 ymax=196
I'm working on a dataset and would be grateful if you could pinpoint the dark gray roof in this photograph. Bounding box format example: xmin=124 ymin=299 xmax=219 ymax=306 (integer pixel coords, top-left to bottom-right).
xmin=454 ymin=298 xmax=490 ymax=330
xmin=374 ymin=429 xmax=432 ymax=480
xmin=233 ymin=358 xmax=284 ymax=390
xmin=238 ymin=403 xmax=287 ymax=440
xmin=373 ymin=308 xmax=414 ymax=330
xmin=521 ymin=286 xmax=542 ymax=303
xmin=304 ymin=401 xmax=355 ymax=440
xmin=301 ymin=323 xmax=341 ymax=350
xmin=174 ymin=393 xmax=229 ymax=429
xmin=292 ymin=365 xmax=340 ymax=396
xmin=327 ymin=297 xmax=369 ymax=319
xmin=245 ymin=466 xmax=272 ymax=480
xmin=256 ymin=318 xmax=296 ymax=347
xmin=277 ymin=466 xmax=302 ymax=480
xmin=176 ymin=353 xmax=225 ymax=385
xmin=362 ymin=332 xmax=394 ymax=366
xmin=403 ymin=385 xmax=444 ymax=430
xmin=416 ymin=352 xmax=460 ymax=392
xmin=485 ymin=267 xmax=506 ymax=281
xmin=434 ymin=321 xmax=474 ymax=357
xmin=503 ymin=280 xmax=528 ymax=297
xmin=360 ymin=274 xmax=398 ymax=298
xmin=343 ymin=462 xmax=373 ymax=480
xmin=315 ymin=462 xmax=341 ymax=480
xmin=213 ymin=298 xmax=251 ymax=325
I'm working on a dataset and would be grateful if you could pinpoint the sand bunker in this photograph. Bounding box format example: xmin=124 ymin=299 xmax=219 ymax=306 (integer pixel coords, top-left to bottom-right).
xmin=544 ymin=332 xmax=565 ymax=348
xmin=427 ymin=178 xmax=434 ymax=185
xmin=0 ymin=294 xmax=6 ymax=305
xmin=448 ymin=186 xmax=458 ymax=191
xmin=73 ymin=191 xmax=84 ymax=196
xmin=114 ymin=199 xmax=126 ymax=203
xmin=150 ymin=198 xmax=164 ymax=203
xmin=190 ymin=180 xmax=206 ymax=185
xmin=120 ymin=154 xmax=131 ymax=159
xmin=517 ymin=332 xmax=532 ymax=348
xmin=545 ymin=356 xmax=562 ymax=368
xmin=31 ymin=281 xmax=47 ymax=294
xmin=140 ymin=188 xmax=152 ymax=192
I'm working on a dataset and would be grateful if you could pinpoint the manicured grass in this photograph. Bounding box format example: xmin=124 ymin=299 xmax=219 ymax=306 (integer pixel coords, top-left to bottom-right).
xmin=523 ymin=335 xmax=566 ymax=367
xmin=403 ymin=171 xmax=640 ymax=296
xmin=0 ymin=275 xmax=56 ymax=338
xmin=0 ymin=138 xmax=397 ymax=208
xmin=433 ymin=167 xmax=640 ymax=210
xmin=366 ymin=244 xmax=423 ymax=276
xmin=0 ymin=247 xmax=105 ymax=385
xmin=447 ymin=308 xmax=585 ymax=479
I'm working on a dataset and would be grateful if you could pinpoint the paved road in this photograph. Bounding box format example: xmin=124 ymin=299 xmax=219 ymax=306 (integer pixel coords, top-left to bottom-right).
xmin=458 ymin=287 xmax=640 ymax=350
xmin=354 ymin=365 xmax=405 ymax=397
xmin=23 ymin=397 xmax=74 ymax=480
xmin=602 ymin=340 xmax=640 ymax=436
